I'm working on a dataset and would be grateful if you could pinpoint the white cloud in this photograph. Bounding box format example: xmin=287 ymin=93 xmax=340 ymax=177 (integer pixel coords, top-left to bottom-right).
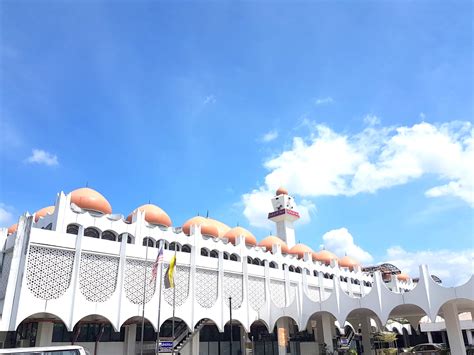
xmin=242 ymin=120 xmax=473 ymax=228
xmin=321 ymin=228 xmax=374 ymax=263
xmin=314 ymin=97 xmax=334 ymax=105
xmin=260 ymin=130 xmax=279 ymax=143
xmin=26 ymin=149 xmax=59 ymax=166
xmin=383 ymin=246 xmax=473 ymax=287
xmin=203 ymin=95 xmax=216 ymax=105
xmin=0 ymin=203 xmax=14 ymax=226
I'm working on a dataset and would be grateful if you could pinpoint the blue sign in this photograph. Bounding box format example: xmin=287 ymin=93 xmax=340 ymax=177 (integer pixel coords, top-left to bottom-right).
xmin=159 ymin=341 xmax=174 ymax=350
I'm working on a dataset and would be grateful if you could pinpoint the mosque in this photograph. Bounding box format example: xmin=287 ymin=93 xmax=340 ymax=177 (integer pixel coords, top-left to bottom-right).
xmin=0 ymin=187 xmax=472 ymax=354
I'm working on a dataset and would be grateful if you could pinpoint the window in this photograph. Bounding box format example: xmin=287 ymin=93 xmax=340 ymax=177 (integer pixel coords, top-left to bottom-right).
xmin=66 ymin=224 xmax=79 ymax=235
xmin=269 ymin=261 xmax=277 ymax=269
xmin=201 ymin=248 xmax=209 ymax=257
xmin=102 ymin=231 xmax=117 ymax=242
xmin=169 ymin=242 xmax=181 ymax=251
xmin=223 ymin=252 xmax=229 ymax=260
xmin=143 ymin=237 xmax=154 ymax=247
xmin=295 ymin=267 xmax=302 ymax=274
xmin=252 ymin=258 xmax=261 ymax=266
xmin=210 ymin=250 xmax=219 ymax=258
xmin=247 ymin=257 xmax=253 ymax=264
xmin=289 ymin=266 xmax=295 ymax=272
xmin=313 ymin=271 xmax=319 ymax=277
xmin=230 ymin=254 xmax=239 ymax=262
xmin=181 ymin=245 xmax=191 ymax=253
xmin=118 ymin=233 xmax=133 ymax=244
xmin=84 ymin=227 xmax=100 ymax=239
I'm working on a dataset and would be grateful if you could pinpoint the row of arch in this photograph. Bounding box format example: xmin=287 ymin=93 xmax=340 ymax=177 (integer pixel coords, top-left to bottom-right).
xmin=66 ymin=224 xmax=134 ymax=244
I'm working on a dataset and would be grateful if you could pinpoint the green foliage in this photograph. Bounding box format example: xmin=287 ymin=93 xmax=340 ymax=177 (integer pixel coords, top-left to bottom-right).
xmin=374 ymin=331 xmax=398 ymax=343
xmin=347 ymin=349 xmax=358 ymax=355
xmin=382 ymin=349 xmax=398 ymax=355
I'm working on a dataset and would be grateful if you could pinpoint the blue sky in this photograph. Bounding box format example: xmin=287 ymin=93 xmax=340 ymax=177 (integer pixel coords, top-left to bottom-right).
xmin=1 ymin=1 xmax=472 ymax=285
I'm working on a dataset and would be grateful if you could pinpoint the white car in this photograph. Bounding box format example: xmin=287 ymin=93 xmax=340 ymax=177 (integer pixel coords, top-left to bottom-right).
xmin=0 ymin=345 xmax=88 ymax=354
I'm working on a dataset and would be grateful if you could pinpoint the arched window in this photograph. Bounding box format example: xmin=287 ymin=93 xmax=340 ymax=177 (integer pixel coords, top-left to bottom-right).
xmin=289 ymin=266 xmax=295 ymax=272
xmin=247 ymin=257 xmax=253 ymax=264
xmin=181 ymin=245 xmax=191 ymax=253
xmin=66 ymin=224 xmax=79 ymax=235
xmin=102 ymin=230 xmax=117 ymax=242
xmin=143 ymin=237 xmax=155 ymax=247
xmin=201 ymin=248 xmax=209 ymax=257
xmin=282 ymin=263 xmax=288 ymax=271
xmin=118 ymin=233 xmax=133 ymax=244
xmin=169 ymin=242 xmax=181 ymax=251
xmin=230 ymin=254 xmax=239 ymax=262
xmin=252 ymin=258 xmax=261 ymax=266
xmin=84 ymin=227 xmax=100 ymax=239
xmin=295 ymin=267 xmax=302 ymax=274
xmin=210 ymin=250 xmax=219 ymax=258
xmin=223 ymin=252 xmax=230 ymax=260
xmin=304 ymin=268 xmax=310 ymax=275
xmin=157 ymin=240 xmax=169 ymax=249
xmin=269 ymin=261 xmax=277 ymax=269
xmin=313 ymin=270 xmax=319 ymax=277
xmin=324 ymin=273 xmax=330 ymax=279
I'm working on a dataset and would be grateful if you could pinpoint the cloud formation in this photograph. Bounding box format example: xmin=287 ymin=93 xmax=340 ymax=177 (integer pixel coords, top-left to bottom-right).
xmin=314 ymin=97 xmax=334 ymax=105
xmin=242 ymin=120 xmax=473 ymax=228
xmin=321 ymin=227 xmax=374 ymax=263
xmin=26 ymin=149 xmax=59 ymax=166
xmin=260 ymin=129 xmax=279 ymax=143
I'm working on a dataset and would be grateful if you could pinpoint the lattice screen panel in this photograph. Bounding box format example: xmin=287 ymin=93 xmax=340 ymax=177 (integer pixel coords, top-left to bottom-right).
xmin=0 ymin=252 xmax=13 ymax=299
xmin=26 ymin=246 xmax=74 ymax=300
xmin=163 ymin=265 xmax=190 ymax=307
xmin=124 ymin=259 xmax=156 ymax=305
xmin=195 ymin=268 xmax=218 ymax=308
xmin=248 ymin=276 xmax=265 ymax=311
xmin=79 ymin=253 xmax=119 ymax=302
xmin=224 ymin=272 xmax=243 ymax=310
xmin=307 ymin=286 xmax=320 ymax=302
xmin=288 ymin=282 xmax=297 ymax=305
xmin=270 ymin=280 xmax=286 ymax=308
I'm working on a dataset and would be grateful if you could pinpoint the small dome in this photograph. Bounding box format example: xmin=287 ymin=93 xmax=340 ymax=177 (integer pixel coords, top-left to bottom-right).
xmin=7 ymin=223 xmax=18 ymax=235
xmin=276 ymin=186 xmax=288 ymax=195
xmin=338 ymin=255 xmax=359 ymax=270
xmin=224 ymin=226 xmax=257 ymax=246
xmin=289 ymin=243 xmax=313 ymax=259
xmin=397 ymin=273 xmax=410 ymax=282
xmin=126 ymin=204 xmax=172 ymax=227
xmin=70 ymin=187 xmax=112 ymax=215
xmin=258 ymin=236 xmax=289 ymax=253
xmin=208 ymin=218 xmax=231 ymax=237
xmin=182 ymin=216 xmax=219 ymax=238
xmin=313 ymin=249 xmax=337 ymax=265
xmin=34 ymin=206 xmax=55 ymax=222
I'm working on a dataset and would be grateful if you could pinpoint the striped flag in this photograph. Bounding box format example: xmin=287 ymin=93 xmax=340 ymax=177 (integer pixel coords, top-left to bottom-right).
xmin=150 ymin=244 xmax=164 ymax=283
xmin=164 ymin=254 xmax=176 ymax=289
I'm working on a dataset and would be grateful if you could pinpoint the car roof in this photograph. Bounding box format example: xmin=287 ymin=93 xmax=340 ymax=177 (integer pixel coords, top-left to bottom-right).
xmin=0 ymin=345 xmax=84 ymax=353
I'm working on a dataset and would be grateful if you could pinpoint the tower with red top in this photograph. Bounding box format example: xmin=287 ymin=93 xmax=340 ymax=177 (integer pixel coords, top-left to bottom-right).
xmin=267 ymin=186 xmax=300 ymax=248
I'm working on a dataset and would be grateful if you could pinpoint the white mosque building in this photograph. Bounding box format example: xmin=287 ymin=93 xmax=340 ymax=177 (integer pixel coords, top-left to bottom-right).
xmin=0 ymin=187 xmax=472 ymax=355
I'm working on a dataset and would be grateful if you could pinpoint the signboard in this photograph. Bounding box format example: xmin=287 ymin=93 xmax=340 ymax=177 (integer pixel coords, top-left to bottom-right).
xmin=159 ymin=341 xmax=174 ymax=352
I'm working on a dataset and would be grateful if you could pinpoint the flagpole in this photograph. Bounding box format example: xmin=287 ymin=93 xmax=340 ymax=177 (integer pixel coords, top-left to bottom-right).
xmin=140 ymin=243 xmax=149 ymax=355
xmin=155 ymin=241 xmax=164 ymax=355
xmin=171 ymin=247 xmax=177 ymax=355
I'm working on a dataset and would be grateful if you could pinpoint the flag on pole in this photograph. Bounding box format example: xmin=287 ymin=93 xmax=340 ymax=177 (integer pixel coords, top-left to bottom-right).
xmin=150 ymin=244 xmax=164 ymax=283
xmin=164 ymin=254 xmax=176 ymax=289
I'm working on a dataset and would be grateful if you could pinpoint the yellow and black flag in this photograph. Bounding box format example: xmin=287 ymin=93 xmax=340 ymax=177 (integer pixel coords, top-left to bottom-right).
xmin=164 ymin=254 xmax=176 ymax=289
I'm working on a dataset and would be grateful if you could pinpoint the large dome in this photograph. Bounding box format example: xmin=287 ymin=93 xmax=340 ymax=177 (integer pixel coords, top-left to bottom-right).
xmin=7 ymin=223 xmax=17 ymax=235
xmin=289 ymin=243 xmax=313 ymax=259
xmin=182 ymin=216 xmax=219 ymax=238
xmin=207 ymin=218 xmax=231 ymax=237
xmin=127 ymin=204 xmax=172 ymax=227
xmin=70 ymin=187 xmax=112 ymax=215
xmin=338 ymin=255 xmax=359 ymax=270
xmin=276 ymin=186 xmax=288 ymax=195
xmin=223 ymin=226 xmax=257 ymax=246
xmin=397 ymin=273 xmax=410 ymax=282
xmin=34 ymin=206 xmax=55 ymax=222
xmin=313 ymin=249 xmax=337 ymax=265
xmin=258 ymin=236 xmax=289 ymax=254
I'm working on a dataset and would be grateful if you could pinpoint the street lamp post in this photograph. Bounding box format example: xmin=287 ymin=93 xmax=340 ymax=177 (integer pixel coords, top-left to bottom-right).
xmin=229 ymin=296 xmax=233 ymax=355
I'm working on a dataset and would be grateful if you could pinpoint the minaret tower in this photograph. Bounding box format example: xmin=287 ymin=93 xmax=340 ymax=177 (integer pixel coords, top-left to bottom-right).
xmin=267 ymin=186 xmax=300 ymax=248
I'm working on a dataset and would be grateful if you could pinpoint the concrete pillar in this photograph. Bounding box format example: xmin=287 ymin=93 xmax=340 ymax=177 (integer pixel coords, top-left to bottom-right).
xmin=191 ymin=329 xmax=200 ymax=354
xmin=466 ymin=330 xmax=473 ymax=346
xmin=277 ymin=318 xmax=289 ymax=355
xmin=360 ymin=317 xmax=373 ymax=355
xmin=321 ymin=313 xmax=334 ymax=353
xmin=36 ymin=321 xmax=53 ymax=347
xmin=426 ymin=331 xmax=433 ymax=343
xmin=124 ymin=324 xmax=137 ymax=355
xmin=441 ymin=331 xmax=446 ymax=344
xmin=443 ymin=303 xmax=466 ymax=355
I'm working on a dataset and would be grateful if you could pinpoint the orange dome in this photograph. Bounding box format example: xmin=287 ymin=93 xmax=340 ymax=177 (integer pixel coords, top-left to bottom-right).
xmin=397 ymin=273 xmax=410 ymax=282
xmin=70 ymin=188 xmax=112 ymax=214
xmin=7 ymin=223 xmax=18 ymax=235
xmin=208 ymin=218 xmax=231 ymax=237
xmin=313 ymin=249 xmax=337 ymax=265
xmin=258 ymin=236 xmax=289 ymax=253
xmin=338 ymin=255 xmax=359 ymax=270
xmin=276 ymin=186 xmax=288 ymax=195
xmin=182 ymin=216 xmax=219 ymax=238
xmin=224 ymin=226 xmax=257 ymax=246
xmin=289 ymin=243 xmax=313 ymax=259
xmin=126 ymin=204 xmax=172 ymax=227
xmin=34 ymin=206 xmax=55 ymax=222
